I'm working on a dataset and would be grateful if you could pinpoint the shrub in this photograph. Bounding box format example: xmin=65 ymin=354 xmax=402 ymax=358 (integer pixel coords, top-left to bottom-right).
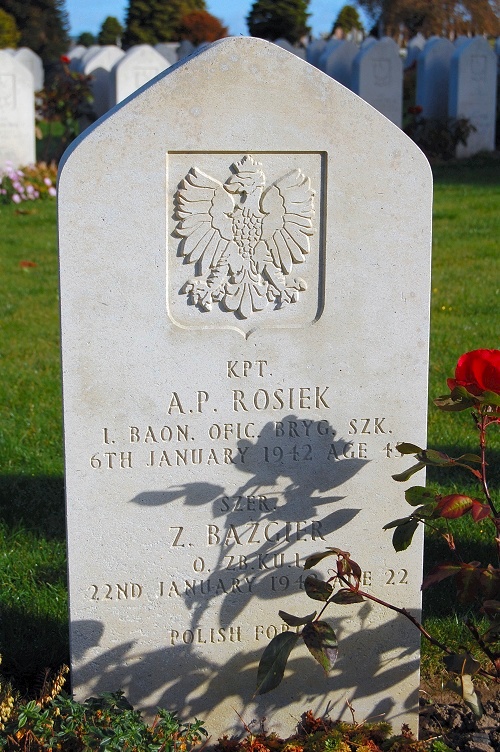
xmin=0 ymin=162 xmax=57 ymax=205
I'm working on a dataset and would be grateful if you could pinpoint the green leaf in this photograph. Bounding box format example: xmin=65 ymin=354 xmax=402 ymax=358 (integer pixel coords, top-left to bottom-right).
xmin=404 ymin=486 xmax=436 ymax=506
xmin=413 ymin=503 xmax=438 ymax=518
xmin=456 ymin=563 xmax=482 ymax=603
xmin=396 ymin=442 xmax=422 ymax=454
xmin=383 ymin=516 xmax=412 ymax=530
xmin=304 ymin=575 xmax=333 ymax=601
xmin=479 ymin=391 xmax=500 ymax=407
xmin=330 ymin=588 xmax=365 ymax=604
xmin=418 ymin=449 xmax=453 ymax=466
xmin=278 ymin=609 xmax=316 ymax=627
xmin=481 ymin=599 xmax=500 ymax=618
xmin=303 ymin=548 xmax=347 ymax=570
xmin=302 ymin=621 xmax=338 ymax=673
xmin=456 ymin=454 xmax=482 ymax=463
xmin=433 ymin=394 xmax=475 ymax=412
xmin=392 ymin=519 xmax=419 ymax=551
xmin=392 ymin=462 xmax=426 ymax=482
xmin=255 ymin=631 xmax=299 ymax=695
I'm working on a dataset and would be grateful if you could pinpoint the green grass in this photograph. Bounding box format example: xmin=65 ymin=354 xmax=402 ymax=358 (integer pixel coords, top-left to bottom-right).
xmin=0 ymin=154 xmax=499 ymax=694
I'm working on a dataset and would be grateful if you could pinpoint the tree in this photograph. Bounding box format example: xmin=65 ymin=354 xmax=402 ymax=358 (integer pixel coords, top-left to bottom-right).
xmin=77 ymin=31 xmax=95 ymax=46
xmin=356 ymin=0 xmax=500 ymax=38
xmin=331 ymin=5 xmax=363 ymax=35
xmin=0 ymin=7 xmax=20 ymax=47
xmin=123 ymin=0 xmax=206 ymax=47
xmin=98 ymin=16 xmax=124 ymax=46
xmin=177 ymin=10 xmax=227 ymax=44
xmin=247 ymin=0 xmax=310 ymax=44
xmin=0 ymin=0 xmax=70 ymax=63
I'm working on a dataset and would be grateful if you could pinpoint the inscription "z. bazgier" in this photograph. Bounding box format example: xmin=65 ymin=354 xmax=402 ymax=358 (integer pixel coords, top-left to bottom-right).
xmin=173 ymin=155 xmax=315 ymax=319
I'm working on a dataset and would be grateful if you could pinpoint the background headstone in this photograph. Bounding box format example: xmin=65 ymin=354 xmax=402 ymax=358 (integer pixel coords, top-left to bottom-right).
xmin=110 ymin=44 xmax=170 ymax=104
xmin=13 ymin=47 xmax=44 ymax=91
xmin=324 ymin=39 xmax=358 ymax=88
xmin=416 ymin=38 xmax=454 ymax=119
xmin=404 ymin=33 xmax=426 ymax=70
xmin=83 ymin=46 xmax=125 ymax=118
xmin=155 ymin=43 xmax=179 ymax=66
xmin=177 ymin=39 xmax=195 ymax=60
xmin=449 ymin=36 xmax=498 ymax=157
xmin=352 ymin=37 xmax=403 ymax=127
xmin=59 ymin=37 xmax=431 ymax=738
xmin=317 ymin=38 xmax=343 ymax=72
xmin=306 ymin=38 xmax=326 ymax=67
xmin=72 ymin=45 xmax=102 ymax=72
xmin=0 ymin=50 xmax=35 ymax=167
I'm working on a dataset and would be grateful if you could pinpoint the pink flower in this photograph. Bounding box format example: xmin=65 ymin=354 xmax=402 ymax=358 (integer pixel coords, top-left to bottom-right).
xmin=48 ymin=186 xmax=56 ymax=197
xmin=12 ymin=194 xmax=21 ymax=204
xmin=44 ymin=177 xmax=52 ymax=186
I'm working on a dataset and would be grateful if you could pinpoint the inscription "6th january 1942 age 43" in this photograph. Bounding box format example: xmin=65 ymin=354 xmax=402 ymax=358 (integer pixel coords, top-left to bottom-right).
xmin=173 ymin=155 xmax=315 ymax=319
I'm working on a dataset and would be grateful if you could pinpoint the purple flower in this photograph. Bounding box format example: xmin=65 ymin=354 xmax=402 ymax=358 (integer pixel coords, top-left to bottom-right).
xmin=44 ymin=177 xmax=52 ymax=187
xmin=48 ymin=187 xmax=56 ymax=197
xmin=12 ymin=194 xmax=21 ymax=204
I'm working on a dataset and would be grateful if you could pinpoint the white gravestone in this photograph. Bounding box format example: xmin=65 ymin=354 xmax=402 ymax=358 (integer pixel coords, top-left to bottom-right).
xmin=449 ymin=36 xmax=498 ymax=157
xmin=317 ymin=38 xmax=342 ymax=72
xmin=306 ymin=38 xmax=326 ymax=67
xmin=352 ymin=37 xmax=403 ymax=127
xmin=110 ymin=44 xmax=170 ymax=105
xmin=13 ymin=47 xmax=44 ymax=91
xmin=404 ymin=33 xmax=426 ymax=70
xmin=0 ymin=50 xmax=35 ymax=167
xmin=83 ymin=46 xmax=125 ymax=118
xmin=416 ymin=38 xmax=454 ymax=119
xmin=59 ymin=38 xmax=431 ymax=738
xmin=155 ymin=43 xmax=179 ymax=66
xmin=324 ymin=40 xmax=358 ymax=89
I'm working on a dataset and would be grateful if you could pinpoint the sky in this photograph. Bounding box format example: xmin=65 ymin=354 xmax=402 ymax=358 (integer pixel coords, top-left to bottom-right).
xmin=65 ymin=0 xmax=370 ymax=39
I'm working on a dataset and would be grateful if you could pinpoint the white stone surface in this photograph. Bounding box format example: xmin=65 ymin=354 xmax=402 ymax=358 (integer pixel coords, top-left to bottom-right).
xmin=110 ymin=44 xmax=170 ymax=104
xmin=13 ymin=47 xmax=44 ymax=91
xmin=324 ymin=39 xmax=358 ymax=88
xmin=352 ymin=37 xmax=403 ymax=127
xmin=416 ymin=38 xmax=454 ymax=119
xmin=59 ymin=37 xmax=431 ymax=739
xmin=68 ymin=45 xmax=86 ymax=61
xmin=0 ymin=50 xmax=35 ymax=167
xmin=449 ymin=36 xmax=498 ymax=156
xmin=155 ymin=43 xmax=179 ymax=65
xmin=404 ymin=33 xmax=426 ymax=69
xmin=306 ymin=38 xmax=326 ymax=67
xmin=83 ymin=45 xmax=125 ymax=118
xmin=72 ymin=45 xmax=102 ymax=72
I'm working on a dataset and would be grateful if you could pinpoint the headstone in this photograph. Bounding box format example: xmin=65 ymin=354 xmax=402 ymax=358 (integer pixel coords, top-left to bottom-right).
xmin=0 ymin=50 xmax=35 ymax=167
xmin=416 ymin=38 xmax=454 ymax=119
xmin=352 ymin=37 xmax=403 ymax=127
xmin=155 ymin=43 xmax=179 ymax=66
xmin=110 ymin=44 xmax=169 ymax=104
xmin=72 ymin=45 xmax=102 ymax=72
xmin=83 ymin=46 xmax=125 ymax=118
xmin=13 ymin=48 xmax=44 ymax=91
xmin=59 ymin=37 xmax=431 ymax=739
xmin=317 ymin=38 xmax=342 ymax=72
xmin=448 ymin=36 xmax=498 ymax=157
xmin=68 ymin=45 xmax=86 ymax=62
xmin=306 ymin=38 xmax=326 ymax=67
xmin=274 ymin=39 xmax=306 ymax=59
xmin=177 ymin=39 xmax=195 ymax=60
xmin=324 ymin=39 xmax=358 ymax=88
xmin=404 ymin=32 xmax=426 ymax=69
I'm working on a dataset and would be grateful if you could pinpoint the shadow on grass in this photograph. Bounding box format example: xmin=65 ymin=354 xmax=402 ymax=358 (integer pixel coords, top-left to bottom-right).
xmin=0 ymin=475 xmax=65 ymax=539
xmin=431 ymin=152 xmax=500 ymax=186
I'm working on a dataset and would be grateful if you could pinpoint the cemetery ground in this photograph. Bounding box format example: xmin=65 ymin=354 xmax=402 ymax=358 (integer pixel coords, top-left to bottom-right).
xmin=0 ymin=153 xmax=499 ymax=746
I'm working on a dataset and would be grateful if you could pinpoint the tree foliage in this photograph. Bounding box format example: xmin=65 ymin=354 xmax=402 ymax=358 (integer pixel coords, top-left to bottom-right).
xmin=177 ymin=10 xmax=227 ymax=44
xmin=77 ymin=31 xmax=95 ymax=46
xmin=356 ymin=0 xmax=500 ymax=38
xmin=123 ymin=0 xmax=206 ymax=47
xmin=247 ymin=0 xmax=310 ymax=44
xmin=0 ymin=0 xmax=69 ymax=63
xmin=332 ymin=4 xmax=363 ymax=34
xmin=98 ymin=16 xmax=124 ymax=45
xmin=0 ymin=7 xmax=20 ymax=47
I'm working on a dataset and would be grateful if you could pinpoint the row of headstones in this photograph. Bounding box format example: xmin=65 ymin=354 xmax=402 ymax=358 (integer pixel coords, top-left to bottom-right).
xmin=306 ymin=34 xmax=498 ymax=156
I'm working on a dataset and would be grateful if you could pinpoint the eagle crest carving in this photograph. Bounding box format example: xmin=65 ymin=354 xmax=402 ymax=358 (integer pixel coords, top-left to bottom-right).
xmin=173 ymin=155 xmax=315 ymax=320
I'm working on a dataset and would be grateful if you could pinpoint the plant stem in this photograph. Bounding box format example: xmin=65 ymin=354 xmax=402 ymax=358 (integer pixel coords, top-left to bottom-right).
xmin=478 ymin=411 xmax=500 ymax=565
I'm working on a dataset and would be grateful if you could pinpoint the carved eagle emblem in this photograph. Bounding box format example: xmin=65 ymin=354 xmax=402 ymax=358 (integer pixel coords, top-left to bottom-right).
xmin=173 ymin=155 xmax=315 ymax=320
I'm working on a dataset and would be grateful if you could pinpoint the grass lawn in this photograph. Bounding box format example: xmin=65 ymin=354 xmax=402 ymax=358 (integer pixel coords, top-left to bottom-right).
xmin=0 ymin=153 xmax=499 ymax=694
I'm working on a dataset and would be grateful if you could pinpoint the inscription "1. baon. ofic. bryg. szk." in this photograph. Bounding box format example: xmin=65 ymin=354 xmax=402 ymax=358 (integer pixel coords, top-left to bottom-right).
xmin=173 ymin=155 xmax=315 ymax=320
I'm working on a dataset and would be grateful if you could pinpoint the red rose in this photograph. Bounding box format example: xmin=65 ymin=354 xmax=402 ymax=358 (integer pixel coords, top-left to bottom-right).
xmin=447 ymin=349 xmax=500 ymax=396
xmin=60 ymin=55 xmax=70 ymax=64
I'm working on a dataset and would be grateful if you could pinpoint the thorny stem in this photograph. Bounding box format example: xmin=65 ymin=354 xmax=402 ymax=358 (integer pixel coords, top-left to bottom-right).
xmin=333 ymin=574 xmax=499 ymax=681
